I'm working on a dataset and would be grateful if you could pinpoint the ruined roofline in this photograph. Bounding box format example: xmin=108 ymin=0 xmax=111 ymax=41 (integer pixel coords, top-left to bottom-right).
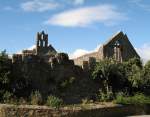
xmin=123 ymin=34 xmax=140 ymax=59
xmin=74 ymin=31 xmax=124 ymax=60
xmin=103 ymin=31 xmax=140 ymax=59
xmin=103 ymin=31 xmax=124 ymax=46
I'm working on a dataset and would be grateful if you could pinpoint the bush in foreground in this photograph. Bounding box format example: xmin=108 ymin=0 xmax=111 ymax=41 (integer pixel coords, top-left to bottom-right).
xmin=97 ymin=89 xmax=114 ymax=102
xmin=3 ymin=91 xmax=13 ymax=103
xmin=30 ymin=91 xmax=42 ymax=105
xmin=46 ymin=95 xmax=63 ymax=108
xmin=115 ymin=93 xmax=150 ymax=105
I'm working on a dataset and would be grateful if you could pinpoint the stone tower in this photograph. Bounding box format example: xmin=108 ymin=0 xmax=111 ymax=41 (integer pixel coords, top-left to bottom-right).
xmin=36 ymin=31 xmax=48 ymax=48
xmin=36 ymin=31 xmax=56 ymax=56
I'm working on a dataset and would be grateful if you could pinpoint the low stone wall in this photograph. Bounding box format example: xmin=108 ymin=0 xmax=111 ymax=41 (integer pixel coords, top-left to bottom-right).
xmin=0 ymin=104 xmax=149 ymax=117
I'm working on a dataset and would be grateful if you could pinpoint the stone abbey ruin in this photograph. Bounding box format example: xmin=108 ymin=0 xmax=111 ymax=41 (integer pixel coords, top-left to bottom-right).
xmin=12 ymin=31 xmax=74 ymax=67
xmin=1 ymin=31 xmax=150 ymax=117
xmin=74 ymin=31 xmax=140 ymax=68
xmin=12 ymin=31 xmax=139 ymax=69
xmin=8 ymin=31 xmax=140 ymax=103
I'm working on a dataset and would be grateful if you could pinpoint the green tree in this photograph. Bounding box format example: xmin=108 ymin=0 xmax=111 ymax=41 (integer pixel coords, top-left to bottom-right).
xmin=0 ymin=50 xmax=12 ymax=101
xmin=123 ymin=58 xmax=144 ymax=92
xmin=124 ymin=57 xmax=143 ymax=69
xmin=143 ymin=60 xmax=150 ymax=94
xmin=92 ymin=59 xmax=127 ymax=93
xmin=128 ymin=64 xmax=143 ymax=88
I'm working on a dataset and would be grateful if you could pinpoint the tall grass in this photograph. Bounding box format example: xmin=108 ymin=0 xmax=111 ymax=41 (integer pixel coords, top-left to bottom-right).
xmin=115 ymin=93 xmax=150 ymax=105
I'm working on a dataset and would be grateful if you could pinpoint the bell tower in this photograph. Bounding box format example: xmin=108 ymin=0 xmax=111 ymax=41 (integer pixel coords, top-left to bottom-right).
xmin=36 ymin=31 xmax=48 ymax=48
xmin=36 ymin=31 xmax=49 ymax=55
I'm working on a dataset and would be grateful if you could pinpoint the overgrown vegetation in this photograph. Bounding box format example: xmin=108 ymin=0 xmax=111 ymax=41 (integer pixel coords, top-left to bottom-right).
xmin=0 ymin=50 xmax=12 ymax=102
xmin=46 ymin=95 xmax=63 ymax=108
xmin=97 ymin=89 xmax=114 ymax=102
xmin=115 ymin=93 xmax=150 ymax=105
xmin=0 ymin=50 xmax=150 ymax=107
xmin=30 ymin=91 xmax=42 ymax=105
xmin=92 ymin=58 xmax=150 ymax=94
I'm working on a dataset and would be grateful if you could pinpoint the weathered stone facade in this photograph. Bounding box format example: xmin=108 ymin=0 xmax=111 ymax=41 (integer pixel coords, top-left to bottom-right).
xmin=11 ymin=31 xmax=98 ymax=102
xmin=12 ymin=31 xmax=70 ymax=65
xmin=0 ymin=104 xmax=149 ymax=117
xmin=35 ymin=31 xmax=57 ymax=56
xmin=74 ymin=31 xmax=140 ymax=67
xmin=12 ymin=31 xmax=139 ymax=69
xmin=9 ymin=31 xmax=141 ymax=103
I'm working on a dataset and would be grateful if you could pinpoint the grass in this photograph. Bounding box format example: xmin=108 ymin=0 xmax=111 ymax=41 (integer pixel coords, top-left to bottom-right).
xmin=46 ymin=95 xmax=63 ymax=108
xmin=115 ymin=93 xmax=150 ymax=105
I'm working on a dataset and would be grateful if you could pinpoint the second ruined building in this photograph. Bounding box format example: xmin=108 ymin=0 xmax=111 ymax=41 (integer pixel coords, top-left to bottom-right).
xmin=74 ymin=31 xmax=140 ymax=68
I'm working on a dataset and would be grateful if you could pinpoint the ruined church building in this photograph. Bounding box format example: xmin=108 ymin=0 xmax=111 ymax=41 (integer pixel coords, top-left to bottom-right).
xmin=12 ymin=31 xmax=140 ymax=69
xmin=74 ymin=31 xmax=140 ymax=67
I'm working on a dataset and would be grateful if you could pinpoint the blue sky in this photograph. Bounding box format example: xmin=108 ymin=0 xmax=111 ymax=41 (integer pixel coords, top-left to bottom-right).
xmin=0 ymin=0 xmax=150 ymax=62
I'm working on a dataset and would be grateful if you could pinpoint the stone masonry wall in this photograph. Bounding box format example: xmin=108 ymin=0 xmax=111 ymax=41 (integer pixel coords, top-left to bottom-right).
xmin=73 ymin=31 xmax=140 ymax=66
xmin=103 ymin=32 xmax=140 ymax=61
xmin=0 ymin=104 xmax=149 ymax=117
xmin=73 ymin=46 xmax=103 ymax=66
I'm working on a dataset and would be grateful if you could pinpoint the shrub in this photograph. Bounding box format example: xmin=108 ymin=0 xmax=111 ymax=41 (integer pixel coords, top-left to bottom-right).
xmin=82 ymin=98 xmax=89 ymax=104
xmin=30 ymin=91 xmax=42 ymax=105
xmin=81 ymin=98 xmax=93 ymax=105
xmin=46 ymin=95 xmax=63 ymax=108
xmin=3 ymin=91 xmax=13 ymax=103
xmin=60 ymin=77 xmax=75 ymax=89
xmin=18 ymin=97 xmax=28 ymax=105
xmin=69 ymin=77 xmax=75 ymax=84
xmin=114 ymin=92 xmax=128 ymax=104
xmin=97 ymin=89 xmax=114 ymax=102
xmin=115 ymin=93 xmax=150 ymax=105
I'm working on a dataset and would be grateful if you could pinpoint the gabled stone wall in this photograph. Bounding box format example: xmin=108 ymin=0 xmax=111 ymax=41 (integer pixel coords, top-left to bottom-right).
xmin=73 ymin=46 xmax=104 ymax=68
xmin=73 ymin=31 xmax=140 ymax=67
xmin=103 ymin=32 xmax=140 ymax=61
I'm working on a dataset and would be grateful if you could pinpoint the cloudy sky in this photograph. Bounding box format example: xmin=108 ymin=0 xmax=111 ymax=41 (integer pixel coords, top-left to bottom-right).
xmin=0 ymin=0 xmax=150 ymax=62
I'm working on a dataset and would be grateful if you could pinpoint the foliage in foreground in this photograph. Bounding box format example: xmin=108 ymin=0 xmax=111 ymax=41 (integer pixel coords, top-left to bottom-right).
xmin=0 ymin=50 xmax=12 ymax=101
xmin=30 ymin=91 xmax=42 ymax=105
xmin=0 ymin=50 xmax=150 ymax=106
xmin=97 ymin=89 xmax=114 ymax=102
xmin=115 ymin=93 xmax=150 ymax=105
xmin=46 ymin=95 xmax=63 ymax=108
xmin=92 ymin=58 xmax=150 ymax=95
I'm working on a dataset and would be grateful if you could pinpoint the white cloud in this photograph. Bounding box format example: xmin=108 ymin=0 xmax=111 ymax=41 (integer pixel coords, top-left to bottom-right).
xmin=16 ymin=45 xmax=36 ymax=54
xmin=73 ymin=0 xmax=85 ymax=5
xmin=64 ymin=0 xmax=85 ymax=5
xmin=69 ymin=44 xmax=101 ymax=59
xmin=27 ymin=45 xmax=36 ymax=50
xmin=69 ymin=49 xmax=89 ymax=59
xmin=44 ymin=4 xmax=127 ymax=27
xmin=136 ymin=44 xmax=150 ymax=63
xmin=16 ymin=51 xmax=22 ymax=54
xmin=21 ymin=0 xmax=59 ymax=12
